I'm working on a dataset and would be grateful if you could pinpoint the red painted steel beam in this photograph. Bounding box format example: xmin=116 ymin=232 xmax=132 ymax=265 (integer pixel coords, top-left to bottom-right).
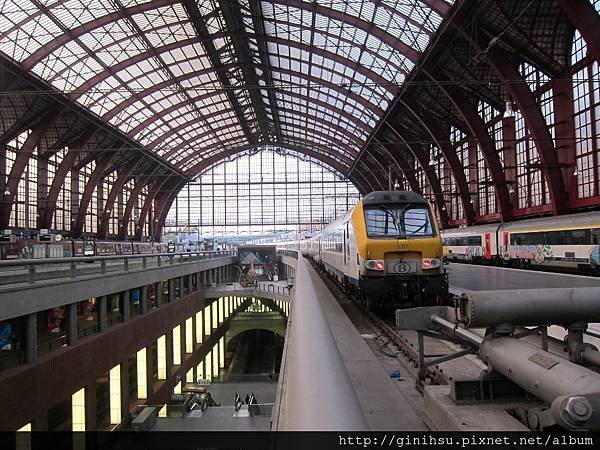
xmin=97 ymin=160 xmax=137 ymax=238
xmin=153 ymin=178 xmax=188 ymax=240
xmin=373 ymin=137 xmax=422 ymax=194
xmin=74 ymin=151 xmax=116 ymax=236
xmin=404 ymin=102 xmax=476 ymax=225
xmin=1 ymin=106 xmax=64 ymax=228
xmin=558 ymin=0 xmax=600 ymax=64
xmin=385 ymin=121 xmax=450 ymax=227
xmin=20 ymin=0 xmax=179 ymax=70
xmin=484 ymin=46 xmax=569 ymax=214
xmin=40 ymin=127 xmax=97 ymax=228
xmin=185 ymin=142 xmax=351 ymax=179
xmin=119 ymin=172 xmax=158 ymax=240
xmin=422 ymin=70 xmax=513 ymax=221
xmin=272 ymin=0 xmax=420 ymax=62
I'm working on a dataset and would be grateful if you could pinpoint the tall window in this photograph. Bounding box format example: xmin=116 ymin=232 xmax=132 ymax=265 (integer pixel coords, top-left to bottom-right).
xmin=165 ymin=148 xmax=359 ymax=237
xmin=79 ymin=161 xmax=97 ymax=234
xmin=48 ymin=148 xmax=73 ymax=231
xmin=449 ymin=126 xmax=468 ymax=221
xmin=572 ymin=24 xmax=600 ymax=199
xmin=513 ymin=63 xmax=552 ymax=209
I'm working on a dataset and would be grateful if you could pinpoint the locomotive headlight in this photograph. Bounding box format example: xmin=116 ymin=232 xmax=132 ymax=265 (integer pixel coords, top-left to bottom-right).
xmin=365 ymin=259 xmax=385 ymax=271
xmin=422 ymin=258 xmax=441 ymax=269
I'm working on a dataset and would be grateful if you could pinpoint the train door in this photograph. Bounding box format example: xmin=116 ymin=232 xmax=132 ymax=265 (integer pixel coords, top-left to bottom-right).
xmin=484 ymin=233 xmax=492 ymax=260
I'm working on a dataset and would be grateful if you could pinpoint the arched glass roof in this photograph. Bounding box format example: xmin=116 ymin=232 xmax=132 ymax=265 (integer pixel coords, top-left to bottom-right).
xmin=0 ymin=0 xmax=453 ymax=176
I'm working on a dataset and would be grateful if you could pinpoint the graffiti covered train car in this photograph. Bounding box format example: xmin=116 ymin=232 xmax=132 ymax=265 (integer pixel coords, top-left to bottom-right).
xmin=441 ymin=211 xmax=600 ymax=271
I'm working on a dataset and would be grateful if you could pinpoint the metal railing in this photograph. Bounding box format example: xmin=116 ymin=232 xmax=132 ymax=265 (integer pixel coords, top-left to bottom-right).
xmin=277 ymin=249 xmax=298 ymax=259
xmin=0 ymin=250 xmax=234 ymax=286
xmin=255 ymin=283 xmax=292 ymax=295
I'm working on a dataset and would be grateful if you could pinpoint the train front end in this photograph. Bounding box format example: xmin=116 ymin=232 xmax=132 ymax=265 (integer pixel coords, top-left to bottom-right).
xmin=354 ymin=191 xmax=448 ymax=312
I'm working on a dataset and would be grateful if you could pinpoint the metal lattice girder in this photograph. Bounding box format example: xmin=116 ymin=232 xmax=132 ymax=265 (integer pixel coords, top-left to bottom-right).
xmin=399 ymin=99 xmax=476 ymax=225
xmin=182 ymin=0 xmax=258 ymax=145
xmin=559 ymin=0 xmax=600 ymax=65
xmin=385 ymin=120 xmax=450 ymax=226
xmin=421 ymin=69 xmax=513 ymax=221
xmin=1 ymin=105 xmax=64 ymax=228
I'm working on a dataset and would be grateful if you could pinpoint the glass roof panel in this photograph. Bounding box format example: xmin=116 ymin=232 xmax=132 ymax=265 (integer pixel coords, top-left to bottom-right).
xmin=0 ymin=0 xmax=452 ymax=174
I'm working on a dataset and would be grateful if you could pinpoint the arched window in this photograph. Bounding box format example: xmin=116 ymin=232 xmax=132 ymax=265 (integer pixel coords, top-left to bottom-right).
xmin=165 ymin=148 xmax=359 ymax=238
xmin=571 ymin=20 xmax=600 ymax=199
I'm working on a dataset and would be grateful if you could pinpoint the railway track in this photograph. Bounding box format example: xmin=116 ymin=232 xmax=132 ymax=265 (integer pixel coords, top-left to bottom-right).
xmin=310 ymin=259 xmax=582 ymax=391
xmin=310 ymin=260 xmax=485 ymax=389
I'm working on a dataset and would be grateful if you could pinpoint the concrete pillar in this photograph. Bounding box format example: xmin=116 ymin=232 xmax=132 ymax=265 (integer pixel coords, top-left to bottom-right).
xmin=98 ymin=296 xmax=108 ymax=332
xmin=141 ymin=285 xmax=148 ymax=314
xmin=208 ymin=269 xmax=213 ymax=286
xmin=120 ymin=360 xmax=129 ymax=421
xmin=179 ymin=276 xmax=185 ymax=297
xmin=202 ymin=271 xmax=207 ymax=287
xmin=85 ymin=381 xmax=97 ymax=431
xmin=121 ymin=290 xmax=130 ymax=322
xmin=168 ymin=279 xmax=175 ymax=302
xmin=25 ymin=312 xmax=37 ymax=364
xmin=165 ymin=331 xmax=173 ymax=376
xmin=66 ymin=302 xmax=78 ymax=346
xmin=155 ymin=282 xmax=162 ymax=306
xmin=188 ymin=274 xmax=193 ymax=294
xmin=146 ymin=344 xmax=154 ymax=396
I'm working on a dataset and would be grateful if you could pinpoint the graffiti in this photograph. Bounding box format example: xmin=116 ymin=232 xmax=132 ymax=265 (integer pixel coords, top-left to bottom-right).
xmin=466 ymin=246 xmax=484 ymax=259
xmin=510 ymin=245 xmax=553 ymax=263
xmin=590 ymin=246 xmax=600 ymax=267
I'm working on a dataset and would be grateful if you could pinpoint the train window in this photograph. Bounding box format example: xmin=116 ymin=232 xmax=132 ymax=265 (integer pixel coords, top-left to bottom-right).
xmin=403 ymin=208 xmax=433 ymax=236
xmin=365 ymin=208 xmax=400 ymax=237
xmin=444 ymin=236 xmax=482 ymax=246
xmin=511 ymin=229 xmax=593 ymax=246
xmin=365 ymin=205 xmax=434 ymax=238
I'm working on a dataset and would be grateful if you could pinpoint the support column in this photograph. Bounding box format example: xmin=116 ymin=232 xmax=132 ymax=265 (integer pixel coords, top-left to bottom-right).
xmin=66 ymin=302 xmax=78 ymax=346
xmin=169 ymin=279 xmax=175 ymax=302
xmin=202 ymin=271 xmax=207 ymax=288
xmin=208 ymin=269 xmax=213 ymax=287
xmin=121 ymin=290 xmax=130 ymax=322
xmin=179 ymin=276 xmax=185 ymax=297
xmin=120 ymin=360 xmax=130 ymax=422
xmin=165 ymin=331 xmax=173 ymax=376
xmin=141 ymin=285 xmax=148 ymax=314
xmin=25 ymin=312 xmax=37 ymax=364
xmin=146 ymin=343 xmax=154 ymax=396
xmin=97 ymin=296 xmax=108 ymax=332
xmin=85 ymin=381 xmax=97 ymax=431
xmin=155 ymin=281 xmax=162 ymax=306
xmin=188 ymin=274 xmax=193 ymax=294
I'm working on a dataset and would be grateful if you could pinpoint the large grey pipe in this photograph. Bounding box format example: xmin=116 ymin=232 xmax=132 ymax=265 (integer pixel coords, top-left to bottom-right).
xmin=275 ymin=256 xmax=368 ymax=430
xmin=480 ymin=336 xmax=600 ymax=429
xmin=460 ymin=288 xmax=600 ymax=328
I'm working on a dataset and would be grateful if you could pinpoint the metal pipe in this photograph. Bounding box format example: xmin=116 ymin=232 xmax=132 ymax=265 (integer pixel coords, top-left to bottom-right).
xmin=582 ymin=348 xmax=600 ymax=367
xmin=430 ymin=314 xmax=483 ymax=347
xmin=274 ymin=256 xmax=368 ymax=431
xmin=459 ymin=288 xmax=600 ymax=328
xmin=480 ymin=336 xmax=600 ymax=429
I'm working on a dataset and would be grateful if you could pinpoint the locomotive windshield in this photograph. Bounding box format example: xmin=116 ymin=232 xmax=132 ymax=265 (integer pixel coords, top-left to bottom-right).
xmin=365 ymin=204 xmax=435 ymax=238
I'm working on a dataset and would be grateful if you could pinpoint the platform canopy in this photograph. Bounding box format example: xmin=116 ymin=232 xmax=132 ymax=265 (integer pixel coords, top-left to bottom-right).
xmin=0 ymin=0 xmax=453 ymax=176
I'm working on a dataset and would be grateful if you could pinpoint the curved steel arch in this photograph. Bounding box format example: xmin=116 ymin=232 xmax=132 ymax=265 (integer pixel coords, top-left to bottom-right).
xmin=124 ymin=84 xmax=373 ymax=144
xmin=373 ymin=138 xmax=422 ymax=194
xmin=422 ymin=69 xmax=513 ymax=222
xmin=384 ymin=121 xmax=449 ymax=227
xmin=185 ymin=143 xmax=353 ymax=179
xmin=398 ymin=98 xmax=476 ymax=225
xmin=153 ymin=103 xmax=364 ymax=162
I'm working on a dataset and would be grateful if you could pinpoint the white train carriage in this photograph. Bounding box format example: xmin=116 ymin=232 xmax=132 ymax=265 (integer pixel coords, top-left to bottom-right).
xmin=442 ymin=223 xmax=500 ymax=263
xmin=442 ymin=211 xmax=600 ymax=271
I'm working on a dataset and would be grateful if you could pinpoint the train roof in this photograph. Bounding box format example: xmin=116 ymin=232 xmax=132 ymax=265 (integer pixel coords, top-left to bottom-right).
xmin=441 ymin=210 xmax=600 ymax=236
xmin=501 ymin=210 xmax=600 ymax=232
xmin=362 ymin=191 xmax=428 ymax=205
